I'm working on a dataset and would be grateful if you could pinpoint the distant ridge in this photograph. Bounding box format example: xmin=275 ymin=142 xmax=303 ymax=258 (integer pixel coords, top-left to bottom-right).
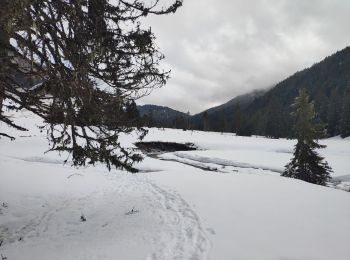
xmin=138 ymin=104 xmax=190 ymax=128
xmin=190 ymin=89 xmax=267 ymax=131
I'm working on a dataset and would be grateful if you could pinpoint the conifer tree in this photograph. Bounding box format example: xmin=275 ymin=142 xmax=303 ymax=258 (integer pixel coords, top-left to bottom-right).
xmin=265 ymin=96 xmax=284 ymax=138
xmin=327 ymin=89 xmax=341 ymax=136
xmin=340 ymin=92 xmax=350 ymax=138
xmin=232 ymin=104 xmax=241 ymax=135
xmin=0 ymin=0 xmax=182 ymax=172
xmin=282 ymin=88 xmax=332 ymax=185
xmin=203 ymin=111 xmax=209 ymax=131
xmin=186 ymin=111 xmax=190 ymax=129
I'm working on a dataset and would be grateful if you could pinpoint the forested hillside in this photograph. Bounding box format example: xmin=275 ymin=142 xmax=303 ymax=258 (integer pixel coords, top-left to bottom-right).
xmin=190 ymin=46 xmax=350 ymax=138
xmin=190 ymin=90 xmax=266 ymax=132
xmin=138 ymin=47 xmax=350 ymax=138
xmin=138 ymin=105 xmax=190 ymax=128
xmin=238 ymin=46 xmax=350 ymax=138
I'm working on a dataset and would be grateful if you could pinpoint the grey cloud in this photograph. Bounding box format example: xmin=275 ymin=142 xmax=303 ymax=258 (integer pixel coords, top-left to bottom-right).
xmin=139 ymin=0 xmax=350 ymax=113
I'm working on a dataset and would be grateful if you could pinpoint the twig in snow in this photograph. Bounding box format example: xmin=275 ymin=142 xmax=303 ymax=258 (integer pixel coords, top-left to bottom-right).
xmin=67 ymin=173 xmax=83 ymax=179
xmin=125 ymin=207 xmax=139 ymax=215
xmin=80 ymin=214 xmax=86 ymax=222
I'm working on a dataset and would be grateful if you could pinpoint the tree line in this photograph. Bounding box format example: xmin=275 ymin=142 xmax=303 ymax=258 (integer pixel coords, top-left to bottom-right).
xmin=142 ymin=91 xmax=350 ymax=138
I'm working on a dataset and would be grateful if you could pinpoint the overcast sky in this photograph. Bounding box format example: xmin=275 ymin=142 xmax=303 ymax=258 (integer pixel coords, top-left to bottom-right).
xmin=138 ymin=0 xmax=350 ymax=114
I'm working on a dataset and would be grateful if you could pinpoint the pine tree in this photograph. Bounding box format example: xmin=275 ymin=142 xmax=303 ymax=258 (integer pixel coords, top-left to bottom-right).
xmin=186 ymin=111 xmax=192 ymax=130
xmin=265 ymin=96 xmax=284 ymax=138
xmin=125 ymin=100 xmax=141 ymax=128
xmin=0 ymin=0 xmax=182 ymax=171
xmin=233 ymin=104 xmax=241 ymax=135
xmin=215 ymin=115 xmax=226 ymax=133
xmin=202 ymin=111 xmax=209 ymax=131
xmin=340 ymin=92 xmax=350 ymax=138
xmin=146 ymin=111 xmax=155 ymax=128
xmin=327 ymin=89 xmax=341 ymax=136
xmin=282 ymin=88 xmax=332 ymax=186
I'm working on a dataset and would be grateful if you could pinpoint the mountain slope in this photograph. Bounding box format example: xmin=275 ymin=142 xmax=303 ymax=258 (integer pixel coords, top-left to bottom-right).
xmin=190 ymin=89 xmax=267 ymax=131
xmin=138 ymin=104 xmax=190 ymax=128
xmin=240 ymin=46 xmax=350 ymax=137
xmin=192 ymin=46 xmax=350 ymax=137
xmin=197 ymin=89 xmax=267 ymax=116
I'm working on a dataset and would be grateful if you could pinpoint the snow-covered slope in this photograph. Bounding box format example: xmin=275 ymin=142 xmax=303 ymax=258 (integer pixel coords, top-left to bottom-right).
xmin=1 ymin=112 xmax=349 ymax=260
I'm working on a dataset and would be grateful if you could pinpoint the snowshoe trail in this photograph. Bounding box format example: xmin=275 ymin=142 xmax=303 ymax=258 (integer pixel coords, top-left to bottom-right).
xmin=0 ymin=165 xmax=211 ymax=260
xmin=144 ymin=181 xmax=211 ymax=260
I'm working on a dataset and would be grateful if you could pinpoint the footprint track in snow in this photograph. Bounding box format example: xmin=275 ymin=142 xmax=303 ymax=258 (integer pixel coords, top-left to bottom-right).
xmin=1 ymin=173 xmax=211 ymax=260
xmin=144 ymin=181 xmax=211 ymax=260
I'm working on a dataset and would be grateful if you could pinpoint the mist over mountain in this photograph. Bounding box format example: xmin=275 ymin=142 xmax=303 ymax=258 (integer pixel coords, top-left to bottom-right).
xmin=138 ymin=46 xmax=350 ymax=138
xmin=237 ymin=46 xmax=350 ymax=138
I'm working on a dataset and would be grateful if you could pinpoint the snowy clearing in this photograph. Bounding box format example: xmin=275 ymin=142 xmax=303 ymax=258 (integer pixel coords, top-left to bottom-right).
xmin=1 ymin=112 xmax=350 ymax=260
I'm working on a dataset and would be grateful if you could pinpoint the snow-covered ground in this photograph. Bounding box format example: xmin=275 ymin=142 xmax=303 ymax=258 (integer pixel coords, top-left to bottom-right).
xmin=1 ymin=112 xmax=350 ymax=260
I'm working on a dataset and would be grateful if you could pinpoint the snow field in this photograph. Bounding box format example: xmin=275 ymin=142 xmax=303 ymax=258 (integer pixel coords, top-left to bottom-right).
xmin=1 ymin=113 xmax=350 ymax=259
